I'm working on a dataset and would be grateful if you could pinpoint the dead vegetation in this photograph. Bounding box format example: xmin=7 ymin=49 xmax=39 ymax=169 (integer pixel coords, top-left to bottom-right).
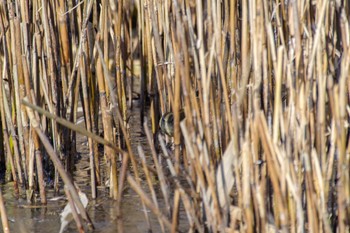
xmin=0 ymin=0 xmax=349 ymax=232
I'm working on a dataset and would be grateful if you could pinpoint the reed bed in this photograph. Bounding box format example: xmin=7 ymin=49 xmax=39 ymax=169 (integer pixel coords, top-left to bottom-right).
xmin=0 ymin=0 xmax=349 ymax=232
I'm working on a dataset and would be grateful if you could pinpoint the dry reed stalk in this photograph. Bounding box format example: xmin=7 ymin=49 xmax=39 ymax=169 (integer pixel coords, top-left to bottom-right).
xmin=114 ymin=0 xmax=129 ymax=152
xmin=127 ymin=175 xmax=173 ymax=231
xmin=138 ymin=145 xmax=165 ymax=232
xmin=22 ymin=52 xmax=47 ymax=203
xmin=0 ymin=50 xmax=18 ymax=194
xmin=179 ymin=188 xmax=204 ymax=233
xmin=304 ymin=153 xmax=319 ymax=233
xmin=96 ymin=41 xmax=130 ymax=202
xmin=57 ymin=0 xmax=72 ymax=88
xmin=147 ymin=0 xmax=167 ymax=117
xmin=27 ymin=133 xmax=35 ymax=201
xmin=336 ymin=12 xmax=350 ymax=233
xmin=158 ymin=134 xmax=203 ymax=232
xmin=237 ymin=0 xmax=250 ymax=106
xmin=137 ymin=0 xmax=146 ymax=128
xmin=0 ymin=0 xmax=349 ymax=232
xmin=34 ymin=138 xmax=47 ymax=204
xmin=86 ymin=23 xmax=101 ymax=186
xmin=170 ymin=3 xmax=184 ymax=226
xmin=144 ymin=122 xmax=171 ymax=216
xmin=2 ymin=85 xmax=24 ymax=184
xmin=39 ymin=0 xmax=65 ymax=193
xmin=145 ymin=29 xmax=158 ymax=135
xmin=171 ymin=189 xmax=180 ymax=233
xmin=311 ymin=150 xmax=332 ymax=233
xmin=181 ymin=121 xmax=221 ymax=230
xmin=95 ymin=40 xmax=118 ymax=198
xmin=64 ymin=0 xmax=93 ymax=105
xmin=64 ymin=186 xmax=84 ymax=233
xmin=80 ymin=54 xmax=97 ymax=198
xmin=5 ymin=4 xmax=26 ymax=186
xmin=242 ymin=140 xmax=253 ymax=233
xmin=0 ymin=188 xmax=9 ymax=233
xmin=257 ymin=112 xmax=288 ymax=230
xmin=272 ymin=47 xmax=284 ymax=143
xmin=116 ymin=152 xmax=129 ymax=233
xmin=13 ymin=17 xmax=29 ymax=184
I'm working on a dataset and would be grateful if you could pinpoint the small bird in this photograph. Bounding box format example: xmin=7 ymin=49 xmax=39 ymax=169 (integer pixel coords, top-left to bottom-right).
xmin=159 ymin=110 xmax=185 ymax=137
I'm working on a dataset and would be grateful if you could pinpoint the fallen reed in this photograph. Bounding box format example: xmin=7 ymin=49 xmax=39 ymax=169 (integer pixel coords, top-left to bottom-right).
xmin=0 ymin=0 xmax=349 ymax=232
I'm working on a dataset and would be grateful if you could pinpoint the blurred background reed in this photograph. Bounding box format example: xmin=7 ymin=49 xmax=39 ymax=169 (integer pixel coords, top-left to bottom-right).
xmin=0 ymin=0 xmax=349 ymax=232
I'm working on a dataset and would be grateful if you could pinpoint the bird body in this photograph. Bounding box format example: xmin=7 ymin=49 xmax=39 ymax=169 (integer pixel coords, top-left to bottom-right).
xmin=159 ymin=110 xmax=185 ymax=137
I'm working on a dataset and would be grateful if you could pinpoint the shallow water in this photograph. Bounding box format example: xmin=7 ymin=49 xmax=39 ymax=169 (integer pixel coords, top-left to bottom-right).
xmin=1 ymin=184 xmax=164 ymax=233
xmin=0 ymin=105 xmax=185 ymax=233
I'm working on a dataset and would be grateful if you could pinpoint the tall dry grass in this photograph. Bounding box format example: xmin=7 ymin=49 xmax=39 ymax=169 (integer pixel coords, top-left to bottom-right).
xmin=0 ymin=0 xmax=349 ymax=232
